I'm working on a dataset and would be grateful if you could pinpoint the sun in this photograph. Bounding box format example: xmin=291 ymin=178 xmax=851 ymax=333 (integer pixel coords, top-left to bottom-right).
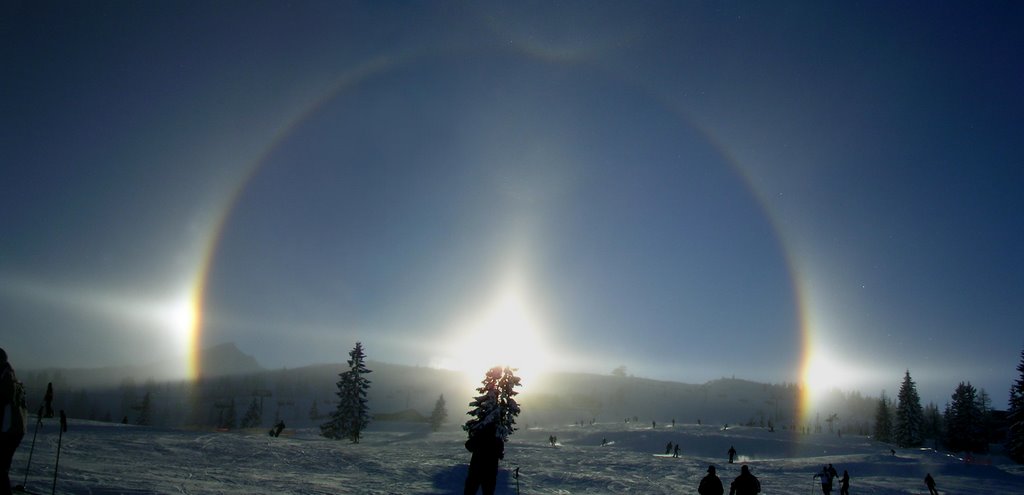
xmin=438 ymin=276 xmax=551 ymax=390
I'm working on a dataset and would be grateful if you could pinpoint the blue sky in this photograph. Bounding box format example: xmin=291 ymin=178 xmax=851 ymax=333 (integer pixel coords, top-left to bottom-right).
xmin=2 ymin=2 xmax=1021 ymax=408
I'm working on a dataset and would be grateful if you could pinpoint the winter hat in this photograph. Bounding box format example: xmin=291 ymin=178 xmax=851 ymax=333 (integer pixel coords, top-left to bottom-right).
xmin=707 ymin=465 xmax=716 ymax=474
xmin=741 ymin=465 xmax=750 ymax=474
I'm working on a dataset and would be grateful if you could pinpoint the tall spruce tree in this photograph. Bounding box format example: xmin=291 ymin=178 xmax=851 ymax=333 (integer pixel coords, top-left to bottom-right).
xmin=464 ymin=366 xmax=522 ymax=441
xmin=895 ymin=370 xmax=925 ymax=447
xmin=944 ymin=381 xmax=986 ymax=453
xmin=241 ymin=397 xmax=261 ymax=428
xmin=429 ymin=394 xmax=448 ymax=432
xmin=321 ymin=342 xmax=372 ymax=443
xmin=1007 ymin=346 xmax=1024 ymax=463
xmin=874 ymin=390 xmax=894 ymax=443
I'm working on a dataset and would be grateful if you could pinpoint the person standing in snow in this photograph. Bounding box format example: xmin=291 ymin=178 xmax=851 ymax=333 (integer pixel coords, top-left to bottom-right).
xmin=673 ymin=444 xmax=680 ymax=458
xmin=729 ymin=465 xmax=760 ymax=495
xmin=838 ymin=470 xmax=849 ymax=495
xmin=665 ymin=441 xmax=673 ymax=455
xmin=924 ymin=473 xmax=938 ymax=495
xmin=1 ymin=348 xmax=24 ymax=495
xmin=698 ymin=465 xmax=724 ymax=495
xmin=813 ymin=465 xmax=832 ymax=495
xmin=728 ymin=445 xmax=737 ymax=464
xmin=43 ymin=382 xmax=54 ymax=418
xmin=464 ymin=424 xmax=504 ymax=495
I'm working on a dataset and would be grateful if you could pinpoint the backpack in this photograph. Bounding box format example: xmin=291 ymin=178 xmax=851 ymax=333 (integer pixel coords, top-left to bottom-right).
xmin=2 ymin=370 xmax=28 ymax=440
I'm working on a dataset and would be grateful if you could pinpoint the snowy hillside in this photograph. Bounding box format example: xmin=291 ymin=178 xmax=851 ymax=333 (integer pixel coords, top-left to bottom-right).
xmin=11 ymin=418 xmax=1023 ymax=494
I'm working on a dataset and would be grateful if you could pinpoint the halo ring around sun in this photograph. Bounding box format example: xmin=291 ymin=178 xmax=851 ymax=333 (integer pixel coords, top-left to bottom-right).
xmin=185 ymin=43 xmax=816 ymax=429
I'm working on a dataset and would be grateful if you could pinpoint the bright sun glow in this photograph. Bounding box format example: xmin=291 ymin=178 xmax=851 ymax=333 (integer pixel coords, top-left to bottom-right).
xmin=438 ymin=275 xmax=551 ymax=390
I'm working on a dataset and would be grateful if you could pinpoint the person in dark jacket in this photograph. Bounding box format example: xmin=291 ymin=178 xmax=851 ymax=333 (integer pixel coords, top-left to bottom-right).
xmin=838 ymin=470 xmax=850 ymax=495
xmin=698 ymin=465 xmax=724 ymax=495
xmin=43 ymin=383 xmax=54 ymax=418
xmin=728 ymin=445 xmax=737 ymax=463
xmin=813 ymin=465 xmax=832 ymax=495
xmin=1 ymin=348 xmax=24 ymax=495
xmin=729 ymin=465 xmax=760 ymax=495
xmin=464 ymin=424 xmax=504 ymax=495
xmin=924 ymin=473 xmax=938 ymax=495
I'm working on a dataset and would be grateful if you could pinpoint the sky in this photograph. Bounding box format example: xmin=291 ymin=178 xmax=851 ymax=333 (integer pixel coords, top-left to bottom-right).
xmin=2 ymin=2 xmax=1022 ymax=409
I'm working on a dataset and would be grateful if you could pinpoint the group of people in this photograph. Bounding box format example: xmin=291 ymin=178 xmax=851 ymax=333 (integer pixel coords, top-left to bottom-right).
xmin=664 ymin=441 xmax=680 ymax=457
xmin=813 ymin=463 xmax=849 ymax=495
xmin=698 ymin=464 xmax=760 ymax=495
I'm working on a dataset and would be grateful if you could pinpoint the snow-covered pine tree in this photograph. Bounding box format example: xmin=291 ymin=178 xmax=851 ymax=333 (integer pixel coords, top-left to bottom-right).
xmin=944 ymin=381 xmax=985 ymax=453
xmin=464 ymin=366 xmax=521 ymax=442
xmin=321 ymin=342 xmax=372 ymax=443
xmin=873 ymin=391 xmax=893 ymax=443
xmin=895 ymin=370 xmax=924 ymax=447
xmin=241 ymin=397 xmax=261 ymax=428
xmin=1006 ymin=346 xmax=1024 ymax=463
xmin=429 ymin=394 xmax=448 ymax=432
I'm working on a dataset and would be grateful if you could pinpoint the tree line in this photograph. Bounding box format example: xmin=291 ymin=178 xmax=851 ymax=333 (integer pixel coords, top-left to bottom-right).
xmin=872 ymin=345 xmax=1024 ymax=463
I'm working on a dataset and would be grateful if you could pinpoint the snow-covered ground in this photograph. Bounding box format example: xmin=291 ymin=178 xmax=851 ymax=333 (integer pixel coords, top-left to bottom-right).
xmin=9 ymin=419 xmax=1024 ymax=494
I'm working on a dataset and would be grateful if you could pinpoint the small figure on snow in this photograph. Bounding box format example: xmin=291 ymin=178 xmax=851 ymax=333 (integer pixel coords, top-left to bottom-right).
xmin=269 ymin=420 xmax=285 ymax=437
xmin=698 ymin=465 xmax=724 ymax=495
xmin=924 ymin=473 xmax=938 ymax=495
xmin=728 ymin=445 xmax=737 ymax=464
xmin=813 ymin=465 xmax=832 ymax=495
xmin=838 ymin=470 xmax=849 ymax=495
xmin=729 ymin=465 xmax=760 ymax=495
xmin=665 ymin=441 xmax=673 ymax=455
xmin=43 ymin=382 xmax=54 ymax=418
xmin=464 ymin=424 xmax=504 ymax=495
xmin=673 ymin=444 xmax=680 ymax=458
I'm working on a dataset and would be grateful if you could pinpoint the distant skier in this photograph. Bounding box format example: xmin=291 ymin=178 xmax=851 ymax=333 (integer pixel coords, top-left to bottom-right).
xmin=924 ymin=473 xmax=938 ymax=495
xmin=1 ymin=348 xmax=25 ymax=495
xmin=43 ymin=382 xmax=54 ymax=418
xmin=464 ymin=423 xmax=504 ymax=495
xmin=698 ymin=465 xmax=724 ymax=495
xmin=729 ymin=465 xmax=760 ymax=495
xmin=838 ymin=470 xmax=849 ymax=495
xmin=665 ymin=441 xmax=673 ymax=455
xmin=673 ymin=444 xmax=680 ymax=458
xmin=270 ymin=420 xmax=285 ymax=437
xmin=728 ymin=446 xmax=737 ymax=464
xmin=813 ymin=465 xmax=832 ymax=495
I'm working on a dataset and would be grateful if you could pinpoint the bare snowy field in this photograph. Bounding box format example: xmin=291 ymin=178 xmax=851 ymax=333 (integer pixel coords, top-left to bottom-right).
xmin=10 ymin=419 xmax=1024 ymax=494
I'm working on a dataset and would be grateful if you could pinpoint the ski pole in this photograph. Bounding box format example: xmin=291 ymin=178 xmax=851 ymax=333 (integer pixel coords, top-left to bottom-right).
xmin=15 ymin=406 xmax=44 ymax=491
xmin=51 ymin=410 xmax=67 ymax=495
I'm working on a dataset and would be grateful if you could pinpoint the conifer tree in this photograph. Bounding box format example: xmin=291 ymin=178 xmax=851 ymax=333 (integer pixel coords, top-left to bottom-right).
xmin=944 ymin=381 xmax=986 ymax=453
xmin=321 ymin=342 xmax=372 ymax=443
xmin=923 ymin=402 xmax=943 ymax=448
xmin=309 ymin=399 xmax=320 ymax=421
xmin=429 ymin=394 xmax=448 ymax=432
xmin=241 ymin=397 xmax=262 ymax=428
xmin=873 ymin=391 xmax=893 ymax=443
xmin=1007 ymin=346 xmax=1024 ymax=463
xmin=895 ymin=370 xmax=925 ymax=447
xmin=136 ymin=391 xmax=152 ymax=426
xmin=464 ymin=366 xmax=521 ymax=442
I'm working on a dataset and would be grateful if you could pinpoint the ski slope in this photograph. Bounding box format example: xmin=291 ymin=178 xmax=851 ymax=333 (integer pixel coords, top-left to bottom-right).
xmin=10 ymin=419 xmax=1024 ymax=494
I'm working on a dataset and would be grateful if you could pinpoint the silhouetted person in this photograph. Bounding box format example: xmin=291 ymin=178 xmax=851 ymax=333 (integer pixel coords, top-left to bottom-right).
xmin=271 ymin=420 xmax=285 ymax=437
xmin=839 ymin=470 xmax=849 ymax=495
xmin=665 ymin=441 xmax=673 ymax=455
xmin=0 ymin=348 xmax=24 ymax=495
xmin=729 ymin=465 xmax=760 ymax=495
xmin=673 ymin=444 xmax=680 ymax=458
xmin=698 ymin=465 xmax=724 ymax=495
xmin=464 ymin=424 xmax=504 ymax=495
xmin=728 ymin=445 xmax=737 ymax=464
xmin=827 ymin=464 xmax=837 ymax=480
xmin=813 ymin=465 xmax=832 ymax=495
xmin=43 ymin=382 xmax=54 ymax=418
xmin=924 ymin=473 xmax=938 ymax=495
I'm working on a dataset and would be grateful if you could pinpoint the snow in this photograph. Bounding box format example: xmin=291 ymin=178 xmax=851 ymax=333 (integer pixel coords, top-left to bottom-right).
xmin=10 ymin=419 xmax=1024 ymax=494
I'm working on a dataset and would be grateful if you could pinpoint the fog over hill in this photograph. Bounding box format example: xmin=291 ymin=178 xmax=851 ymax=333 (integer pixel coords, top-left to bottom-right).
xmin=17 ymin=343 xmax=876 ymax=432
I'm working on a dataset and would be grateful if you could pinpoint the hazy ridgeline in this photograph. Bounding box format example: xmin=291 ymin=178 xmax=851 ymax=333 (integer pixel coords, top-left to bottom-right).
xmin=14 ymin=343 xmax=877 ymax=433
